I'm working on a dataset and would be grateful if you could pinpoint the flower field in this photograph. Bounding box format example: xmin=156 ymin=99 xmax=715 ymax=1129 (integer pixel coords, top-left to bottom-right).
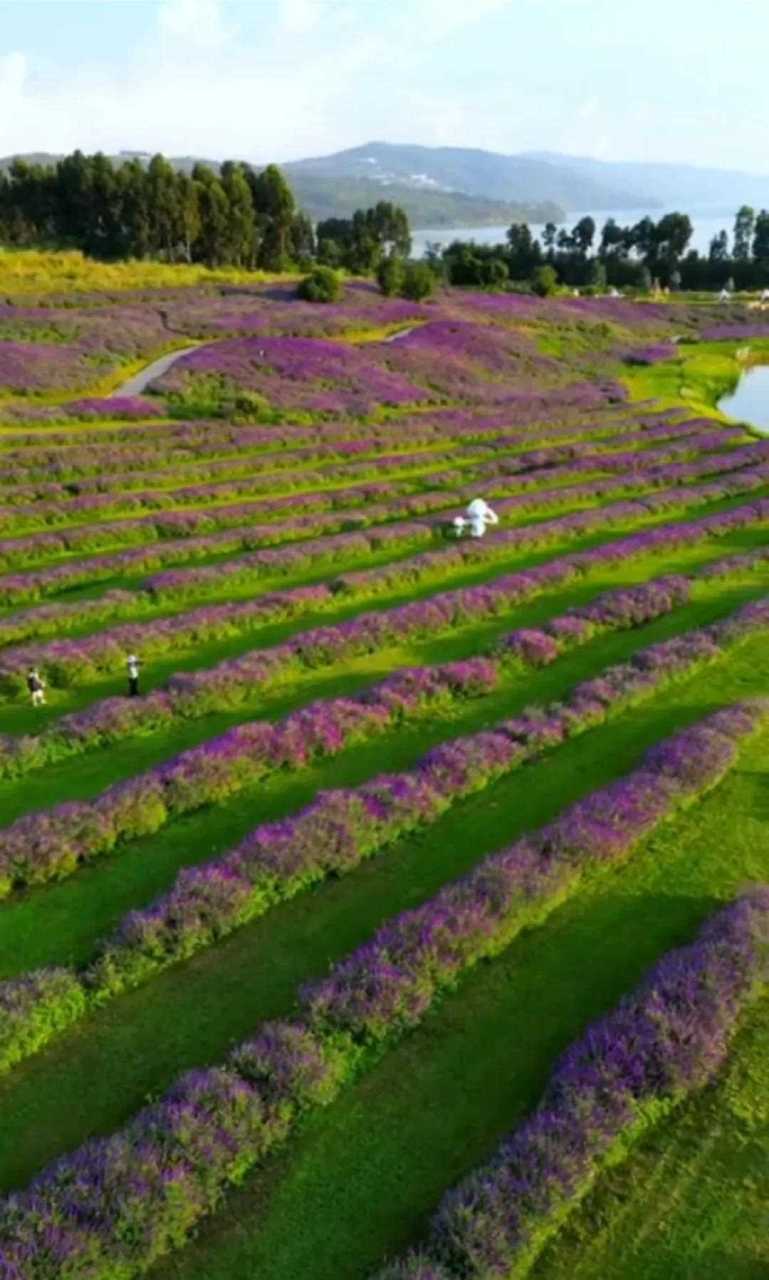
xmin=0 ymin=277 xmax=769 ymax=1280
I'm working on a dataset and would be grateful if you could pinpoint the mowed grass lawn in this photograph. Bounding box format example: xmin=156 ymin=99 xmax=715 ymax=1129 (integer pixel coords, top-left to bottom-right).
xmin=1 ymin=283 xmax=768 ymax=1280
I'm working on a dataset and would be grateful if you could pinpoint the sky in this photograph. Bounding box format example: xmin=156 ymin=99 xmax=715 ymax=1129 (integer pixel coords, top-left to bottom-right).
xmin=0 ymin=0 xmax=767 ymax=170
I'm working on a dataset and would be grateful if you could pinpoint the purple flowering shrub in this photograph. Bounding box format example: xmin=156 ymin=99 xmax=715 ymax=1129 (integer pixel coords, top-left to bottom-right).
xmin=0 ymin=302 xmax=170 ymax=393
xmin=0 ymin=969 xmax=87 ymax=1073
xmin=153 ymin=335 xmax=429 ymax=415
xmin=56 ymin=395 xmax=164 ymax=419
xmin=379 ymin=888 xmax=769 ymax=1280
xmin=300 ymin=703 xmax=767 ymax=1042
xmin=0 ymin=570 xmax=692 ymax=779
xmin=623 ymin=343 xmax=679 ymax=366
xmin=701 ymin=323 xmax=769 ymax=340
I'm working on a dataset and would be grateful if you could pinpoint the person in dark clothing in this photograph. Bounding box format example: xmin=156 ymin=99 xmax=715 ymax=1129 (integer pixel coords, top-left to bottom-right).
xmin=27 ymin=667 xmax=46 ymax=707
xmin=126 ymin=653 xmax=140 ymax=697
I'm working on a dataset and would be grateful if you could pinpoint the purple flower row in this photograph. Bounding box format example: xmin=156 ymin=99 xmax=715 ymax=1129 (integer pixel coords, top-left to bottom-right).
xmin=0 ymin=412 xmax=724 ymax=519
xmin=0 ymin=573 xmax=691 ymax=780
xmin=0 ymin=429 xmax=485 ymax=500
xmin=338 ymin=474 xmax=769 ymax=603
xmin=0 ymin=403 xmax=697 ymax=472
xmin=0 ymin=586 xmax=683 ymax=1069
xmin=0 ymin=444 xmax=485 ymax=537
xmin=297 ymin=699 xmax=765 ymax=1042
xmin=0 ymin=507 xmax=445 ymax=610
xmin=0 ymin=463 xmax=717 ymax=692
xmin=0 ymin=703 xmax=761 ymax=1279
xmin=701 ymin=323 xmax=769 ymax=340
xmin=0 ymin=422 xmax=735 ymax=584
xmin=0 ymin=658 xmax=503 ymax=896
xmin=0 ymin=484 xmax=453 ymax=581
xmin=138 ymin=465 xmax=769 ymax=608
xmin=1 ymin=579 xmax=766 ymax=923
xmin=82 ymin=589 xmax=725 ymax=999
xmin=0 ymin=415 xmax=724 ymax=622
xmin=4 ymin=485 xmax=768 ymax=705
xmin=376 ymin=887 xmax=769 ymax=1280
xmin=0 ymin=586 xmax=743 ymax=1077
xmin=0 ymin=411 xmax=718 ymax=543
xmin=56 ymin=395 xmax=163 ymax=420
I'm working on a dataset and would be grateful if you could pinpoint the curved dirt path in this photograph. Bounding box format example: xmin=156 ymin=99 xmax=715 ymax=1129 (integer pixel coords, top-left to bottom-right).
xmin=110 ymin=345 xmax=199 ymax=398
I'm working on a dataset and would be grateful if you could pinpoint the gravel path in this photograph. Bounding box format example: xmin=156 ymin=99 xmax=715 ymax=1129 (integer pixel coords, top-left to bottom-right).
xmin=110 ymin=345 xmax=199 ymax=397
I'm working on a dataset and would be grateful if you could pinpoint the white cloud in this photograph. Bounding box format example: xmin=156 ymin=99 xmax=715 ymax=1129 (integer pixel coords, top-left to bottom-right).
xmin=415 ymin=0 xmax=512 ymax=37
xmin=0 ymin=0 xmax=764 ymax=170
xmin=0 ymin=51 xmax=27 ymax=99
xmin=157 ymin=0 xmax=232 ymax=48
xmin=577 ymin=95 xmax=599 ymax=120
xmin=278 ymin=0 xmax=321 ymax=35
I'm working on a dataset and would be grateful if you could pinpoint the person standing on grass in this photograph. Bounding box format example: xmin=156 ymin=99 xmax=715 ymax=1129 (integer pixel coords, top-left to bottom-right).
xmin=126 ymin=653 xmax=141 ymax=697
xmin=27 ymin=667 xmax=46 ymax=707
xmin=466 ymin=497 xmax=499 ymax=538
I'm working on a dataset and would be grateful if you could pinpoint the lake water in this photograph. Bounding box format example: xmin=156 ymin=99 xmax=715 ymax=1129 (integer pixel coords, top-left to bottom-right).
xmin=718 ymin=365 xmax=769 ymax=435
xmin=411 ymin=206 xmax=737 ymax=259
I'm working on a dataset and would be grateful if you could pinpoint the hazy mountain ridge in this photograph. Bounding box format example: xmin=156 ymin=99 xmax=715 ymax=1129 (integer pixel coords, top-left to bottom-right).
xmin=282 ymin=141 xmax=650 ymax=211
xmin=524 ymin=151 xmax=769 ymax=209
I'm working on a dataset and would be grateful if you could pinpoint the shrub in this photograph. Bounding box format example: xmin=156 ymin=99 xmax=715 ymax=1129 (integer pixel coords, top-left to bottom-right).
xmin=165 ymin=373 xmax=231 ymax=418
xmin=401 ymin=262 xmax=435 ymax=301
xmin=296 ymin=266 xmax=343 ymax=303
xmin=377 ymin=256 xmax=406 ymax=297
xmin=531 ymin=264 xmax=559 ymax=297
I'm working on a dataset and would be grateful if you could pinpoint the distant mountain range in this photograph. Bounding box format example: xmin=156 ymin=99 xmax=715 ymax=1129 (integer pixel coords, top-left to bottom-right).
xmin=524 ymin=151 xmax=769 ymax=211
xmin=285 ymin=143 xmax=769 ymax=227
xmin=4 ymin=142 xmax=769 ymax=230
xmin=282 ymin=142 xmax=646 ymax=218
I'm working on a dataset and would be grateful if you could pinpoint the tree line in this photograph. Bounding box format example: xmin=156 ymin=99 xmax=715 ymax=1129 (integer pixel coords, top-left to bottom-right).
xmin=4 ymin=149 xmax=769 ymax=297
xmin=0 ymin=152 xmax=317 ymax=268
xmin=0 ymin=149 xmax=419 ymax=276
xmin=434 ymin=206 xmax=769 ymax=292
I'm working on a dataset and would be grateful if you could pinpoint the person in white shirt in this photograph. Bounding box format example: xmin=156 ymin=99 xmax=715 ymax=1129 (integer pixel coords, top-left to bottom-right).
xmin=127 ymin=654 xmax=140 ymax=697
xmin=465 ymin=498 xmax=499 ymax=538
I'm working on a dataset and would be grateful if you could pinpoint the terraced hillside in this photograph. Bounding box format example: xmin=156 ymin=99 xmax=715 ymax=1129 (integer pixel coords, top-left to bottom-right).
xmin=0 ymin=276 xmax=768 ymax=1279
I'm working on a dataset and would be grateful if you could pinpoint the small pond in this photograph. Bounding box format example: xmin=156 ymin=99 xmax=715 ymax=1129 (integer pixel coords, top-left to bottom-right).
xmin=718 ymin=364 xmax=769 ymax=434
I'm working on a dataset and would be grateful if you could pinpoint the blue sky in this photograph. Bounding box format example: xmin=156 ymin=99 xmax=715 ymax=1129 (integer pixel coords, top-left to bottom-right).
xmin=0 ymin=0 xmax=767 ymax=170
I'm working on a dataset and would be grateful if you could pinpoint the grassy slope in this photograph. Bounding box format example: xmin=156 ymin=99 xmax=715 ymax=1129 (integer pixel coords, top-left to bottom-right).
xmin=1 ymin=309 xmax=768 ymax=1276
xmin=3 ymin=549 xmax=768 ymax=975
xmin=625 ymin=336 xmax=769 ymax=419
xmin=153 ymin=669 xmax=769 ymax=1280
xmin=0 ymin=617 xmax=765 ymax=1215
xmin=533 ymin=1002 xmax=769 ymax=1279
